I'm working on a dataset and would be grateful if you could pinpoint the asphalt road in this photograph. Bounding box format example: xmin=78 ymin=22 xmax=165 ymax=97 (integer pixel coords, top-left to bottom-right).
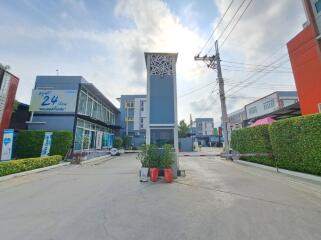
xmin=1 ymin=153 xmax=321 ymax=240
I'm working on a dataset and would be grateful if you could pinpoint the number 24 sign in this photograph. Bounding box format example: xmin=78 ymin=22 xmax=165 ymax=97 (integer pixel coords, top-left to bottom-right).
xmin=41 ymin=95 xmax=59 ymax=106
xmin=30 ymin=89 xmax=77 ymax=112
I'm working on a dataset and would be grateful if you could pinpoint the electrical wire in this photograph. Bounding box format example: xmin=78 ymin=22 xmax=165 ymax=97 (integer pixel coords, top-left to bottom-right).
xmin=219 ymin=0 xmax=254 ymax=49
xmin=206 ymin=0 xmax=247 ymax=55
xmin=221 ymin=60 xmax=291 ymax=70
xmin=225 ymin=36 xmax=318 ymax=96
xmin=179 ymin=82 xmax=216 ymax=98
xmin=198 ymin=0 xmax=235 ymax=55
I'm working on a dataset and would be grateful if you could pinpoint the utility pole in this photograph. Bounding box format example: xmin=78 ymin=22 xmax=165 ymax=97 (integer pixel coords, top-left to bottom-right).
xmin=194 ymin=40 xmax=229 ymax=152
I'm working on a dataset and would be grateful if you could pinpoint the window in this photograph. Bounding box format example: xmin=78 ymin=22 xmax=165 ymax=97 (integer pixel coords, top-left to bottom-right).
xmin=97 ymin=103 xmax=102 ymax=121
xmin=78 ymin=91 xmax=87 ymax=115
xmin=263 ymin=100 xmax=275 ymax=110
xmin=126 ymin=116 xmax=134 ymax=122
xmin=86 ymin=97 xmax=93 ymax=116
xmin=102 ymin=107 xmax=107 ymax=123
xmin=92 ymin=101 xmax=98 ymax=118
xmin=74 ymin=127 xmax=83 ymax=150
xmin=150 ymin=129 xmax=174 ymax=147
xmin=249 ymin=106 xmax=257 ymax=115
xmin=315 ymin=0 xmax=321 ymax=13
xmin=126 ymin=101 xmax=134 ymax=108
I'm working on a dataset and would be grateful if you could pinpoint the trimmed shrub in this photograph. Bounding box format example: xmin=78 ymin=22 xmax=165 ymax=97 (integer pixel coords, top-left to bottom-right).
xmin=16 ymin=131 xmax=73 ymax=158
xmin=269 ymin=113 xmax=321 ymax=176
xmin=113 ymin=136 xmax=123 ymax=149
xmin=0 ymin=155 xmax=62 ymax=177
xmin=230 ymin=125 xmax=274 ymax=166
xmin=51 ymin=131 xmax=73 ymax=157
xmin=16 ymin=130 xmax=44 ymax=158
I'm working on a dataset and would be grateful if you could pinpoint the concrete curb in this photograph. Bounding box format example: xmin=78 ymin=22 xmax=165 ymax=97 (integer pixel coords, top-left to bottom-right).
xmin=235 ymin=159 xmax=321 ymax=183
xmin=0 ymin=162 xmax=70 ymax=183
xmin=80 ymin=154 xmax=113 ymax=165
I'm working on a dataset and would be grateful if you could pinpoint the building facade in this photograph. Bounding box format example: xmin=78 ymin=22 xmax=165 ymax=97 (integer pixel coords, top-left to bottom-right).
xmin=118 ymin=95 xmax=147 ymax=147
xmin=287 ymin=0 xmax=321 ymax=115
xmin=244 ymin=91 xmax=298 ymax=121
xmin=193 ymin=118 xmax=215 ymax=146
xmin=195 ymin=118 xmax=214 ymax=137
xmin=227 ymin=108 xmax=246 ymax=129
xmin=28 ymin=76 xmax=120 ymax=158
xmin=0 ymin=69 xmax=19 ymax=155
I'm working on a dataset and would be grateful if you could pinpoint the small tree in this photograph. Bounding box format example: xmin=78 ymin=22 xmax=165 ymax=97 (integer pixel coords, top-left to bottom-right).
xmin=137 ymin=144 xmax=149 ymax=167
xmin=148 ymin=144 xmax=160 ymax=168
xmin=160 ymin=144 xmax=174 ymax=168
xmin=113 ymin=136 xmax=123 ymax=148
xmin=178 ymin=120 xmax=189 ymax=138
xmin=122 ymin=135 xmax=132 ymax=150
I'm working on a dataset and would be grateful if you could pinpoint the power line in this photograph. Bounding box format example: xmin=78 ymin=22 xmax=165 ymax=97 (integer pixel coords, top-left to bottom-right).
xmin=221 ymin=64 xmax=292 ymax=73
xmin=225 ymin=35 xmax=318 ymax=96
xmin=220 ymin=0 xmax=254 ymax=49
xmin=226 ymin=56 xmax=288 ymax=95
xmin=179 ymin=82 xmax=216 ymax=98
xmin=206 ymin=0 xmax=247 ymax=55
xmin=198 ymin=0 xmax=235 ymax=55
xmin=221 ymin=60 xmax=291 ymax=70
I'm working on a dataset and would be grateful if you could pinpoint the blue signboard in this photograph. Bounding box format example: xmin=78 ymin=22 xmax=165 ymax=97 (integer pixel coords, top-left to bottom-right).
xmin=41 ymin=132 xmax=53 ymax=157
xmin=1 ymin=129 xmax=14 ymax=161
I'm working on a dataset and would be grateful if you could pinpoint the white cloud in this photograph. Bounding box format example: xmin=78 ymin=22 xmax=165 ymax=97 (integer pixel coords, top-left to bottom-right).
xmin=189 ymin=0 xmax=306 ymax=125
xmin=0 ymin=0 xmax=306 ymax=125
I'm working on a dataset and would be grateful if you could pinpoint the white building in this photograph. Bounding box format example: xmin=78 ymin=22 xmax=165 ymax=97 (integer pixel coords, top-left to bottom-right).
xmin=245 ymin=91 xmax=298 ymax=120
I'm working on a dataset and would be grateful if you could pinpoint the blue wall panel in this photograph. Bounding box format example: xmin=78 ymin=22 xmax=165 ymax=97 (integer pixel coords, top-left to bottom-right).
xmin=150 ymin=75 xmax=174 ymax=124
xmin=28 ymin=115 xmax=75 ymax=131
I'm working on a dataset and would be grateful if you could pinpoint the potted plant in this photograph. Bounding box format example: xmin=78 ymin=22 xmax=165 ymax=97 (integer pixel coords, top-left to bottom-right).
xmin=148 ymin=144 xmax=160 ymax=182
xmin=160 ymin=144 xmax=174 ymax=183
xmin=137 ymin=144 xmax=149 ymax=182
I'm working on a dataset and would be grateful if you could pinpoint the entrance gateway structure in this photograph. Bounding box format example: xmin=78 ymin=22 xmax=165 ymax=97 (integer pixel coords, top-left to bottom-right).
xmin=144 ymin=52 xmax=179 ymax=177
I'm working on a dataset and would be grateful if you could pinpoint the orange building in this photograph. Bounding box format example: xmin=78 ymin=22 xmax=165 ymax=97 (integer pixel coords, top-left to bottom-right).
xmin=0 ymin=69 xmax=19 ymax=155
xmin=287 ymin=0 xmax=321 ymax=115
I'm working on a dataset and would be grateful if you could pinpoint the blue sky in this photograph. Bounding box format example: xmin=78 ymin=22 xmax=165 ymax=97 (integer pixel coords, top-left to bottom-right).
xmin=0 ymin=0 xmax=306 ymax=124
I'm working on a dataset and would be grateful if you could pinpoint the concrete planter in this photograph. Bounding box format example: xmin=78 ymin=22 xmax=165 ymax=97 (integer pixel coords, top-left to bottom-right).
xmin=139 ymin=167 xmax=149 ymax=182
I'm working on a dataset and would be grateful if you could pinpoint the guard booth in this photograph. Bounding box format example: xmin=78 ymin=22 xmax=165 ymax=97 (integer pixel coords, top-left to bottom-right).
xmin=144 ymin=52 xmax=179 ymax=177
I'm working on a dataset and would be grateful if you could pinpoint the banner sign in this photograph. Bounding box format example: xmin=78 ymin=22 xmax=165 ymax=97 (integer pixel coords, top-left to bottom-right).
xmin=96 ymin=131 xmax=103 ymax=150
xmin=41 ymin=132 xmax=53 ymax=157
xmin=30 ymin=89 xmax=77 ymax=113
xmin=1 ymin=129 xmax=14 ymax=161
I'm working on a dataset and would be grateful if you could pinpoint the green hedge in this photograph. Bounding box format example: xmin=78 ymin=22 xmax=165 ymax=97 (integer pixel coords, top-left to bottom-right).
xmin=230 ymin=125 xmax=275 ymax=166
xmin=16 ymin=131 xmax=73 ymax=159
xmin=50 ymin=131 xmax=73 ymax=156
xmin=269 ymin=113 xmax=321 ymax=175
xmin=0 ymin=155 xmax=62 ymax=177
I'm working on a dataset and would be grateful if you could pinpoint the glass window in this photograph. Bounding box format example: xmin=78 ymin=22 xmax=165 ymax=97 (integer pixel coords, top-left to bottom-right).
xmin=315 ymin=0 xmax=321 ymax=13
xmin=83 ymin=130 xmax=90 ymax=150
xmin=78 ymin=91 xmax=87 ymax=115
xmin=74 ymin=127 xmax=83 ymax=150
xmin=102 ymin=107 xmax=107 ymax=123
xmin=93 ymin=101 xmax=98 ymax=119
xmin=150 ymin=129 xmax=174 ymax=147
xmin=249 ymin=106 xmax=257 ymax=115
xmin=86 ymin=97 xmax=93 ymax=116
xmin=263 ymin=100 xmax=275 ymax=110
xmin=77 ymin=119 xmax=84 ymax=127
xmin=106 ymin=110 xmax=109 ymax=123
xmin=90 ymin=131 xmax=96 ymax=149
